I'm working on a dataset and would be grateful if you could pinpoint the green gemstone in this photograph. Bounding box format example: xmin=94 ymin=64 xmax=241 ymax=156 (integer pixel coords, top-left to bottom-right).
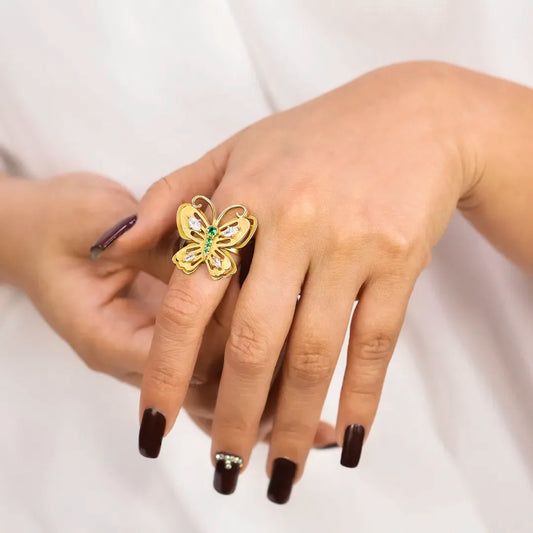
xmin=204 ymin=238 xmax=212 ymax=254
xmin=204 ymin=234 xmax=214 ymax=256
xmin=207 ymin=226 xmax=218 ymax=237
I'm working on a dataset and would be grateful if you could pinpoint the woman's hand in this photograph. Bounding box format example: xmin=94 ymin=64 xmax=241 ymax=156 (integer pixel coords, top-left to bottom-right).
xmin=0 ymin=172 xmax=174 ymax=385
xmin=119 ymin=61 xmax=484 ymax=501
xmin=0 ymin=172 xmax=337 ymax=447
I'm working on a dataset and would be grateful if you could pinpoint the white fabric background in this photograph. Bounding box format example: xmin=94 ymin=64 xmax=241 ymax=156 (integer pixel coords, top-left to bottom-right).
xmin=0 ymin=1 xmax=531 ymax=532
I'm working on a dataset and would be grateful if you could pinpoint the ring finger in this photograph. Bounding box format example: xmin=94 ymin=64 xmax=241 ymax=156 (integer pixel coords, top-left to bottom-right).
xmin=265 ymin=264 xmax=358 ymax=503
xmin=209 ymin=227 xmax=308 ymax=494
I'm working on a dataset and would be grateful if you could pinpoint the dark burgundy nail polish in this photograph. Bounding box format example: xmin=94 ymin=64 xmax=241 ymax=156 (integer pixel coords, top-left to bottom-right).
xmin=340 ymin=424 xmax=365 ymax=468
xmin=90 ymin=214 xmax=137 ymax=259
xmin=213 ymin=452 xmax=243 ymax=495
xmin=267 ymin=457 xmax=297 ymax=504
xmin=138 ymin=408 xmax=166 ymax=458
xmin=318 ymin=442 xmax=340 ymax=449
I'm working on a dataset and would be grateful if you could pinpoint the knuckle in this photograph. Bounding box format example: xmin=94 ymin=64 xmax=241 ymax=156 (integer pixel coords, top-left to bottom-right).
xmin=381 ymin=229 xmax=413 ymax=259
xmin=215 ymin=411 xmax=257 ymax=435
xmin=343 ymin=364 xmax=385 ymax=401
xmin=226 ymin=321 xmax=270 ymax=376
xmin=345 ymin=383 xmax=380 ymax=403
xmin=354 ymin=332 xmax=395 ymax=362
xmin=82 ymin=353 xmax=104 ymax=373
xmin=145 ymin=175 xmax=174 ymax=198
xmin=145 ymin=357 xmax=186 ymax=392
xmin=353 ymin=218 xmax=416 ymax=260
xmin=378 ymin=227 xmax=429 ymax=273
xmin=274 ymin=419 xmax=316 ymax=442
xmin=279 ymin=184 xmax=320 ymax=228
xmin=69 ymin=326 xmax=106 ymax=374
xmin=201 ymin=148 xmax=224 ymax=176
xmin=287 ymin=342 xmax=334 ymax=386
xmin=78 ymin=343 xmax=114 ymax=376
xmin=326 ymin=230 xmax=358 ymax=257
xmin=158 ymin=286 xmax=204 ymax=329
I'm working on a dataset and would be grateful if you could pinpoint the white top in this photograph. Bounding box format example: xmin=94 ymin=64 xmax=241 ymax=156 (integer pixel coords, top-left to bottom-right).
xmin=0 ymin=2 xmax=531 ymax=532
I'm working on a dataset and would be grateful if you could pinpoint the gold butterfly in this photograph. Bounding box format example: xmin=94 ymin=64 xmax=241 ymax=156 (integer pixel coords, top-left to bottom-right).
xmin=172 ymin=195 xmax=257 ymax=280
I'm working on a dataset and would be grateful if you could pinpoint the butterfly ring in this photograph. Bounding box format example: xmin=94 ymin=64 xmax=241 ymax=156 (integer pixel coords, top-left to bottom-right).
xmin=172 ymin=195 xmax=258 ymax=280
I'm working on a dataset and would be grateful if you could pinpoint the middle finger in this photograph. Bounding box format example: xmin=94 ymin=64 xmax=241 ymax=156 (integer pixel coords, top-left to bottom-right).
xmin=210 ymin=228 xmax=307 ymax=494
xmin=265 ymin=263 xmax=358 ymax=504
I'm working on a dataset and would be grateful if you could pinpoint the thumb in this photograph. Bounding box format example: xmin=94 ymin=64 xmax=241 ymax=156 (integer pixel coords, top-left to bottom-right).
xmin=90 ymin=141 xmax=233 ymax=280
xmin=121 ymin=142 xmax=232 ymax=254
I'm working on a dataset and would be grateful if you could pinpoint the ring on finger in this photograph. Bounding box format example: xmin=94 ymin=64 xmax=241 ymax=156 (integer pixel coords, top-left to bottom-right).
xmin=172 ymin=195 xmax=257 ymax=280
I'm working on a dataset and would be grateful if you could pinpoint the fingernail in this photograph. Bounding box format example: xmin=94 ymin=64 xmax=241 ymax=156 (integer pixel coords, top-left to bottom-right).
xmin=267 ymin=457 xmax=297 ymax=504
xmin=340 ymin=424 xmax=365 ymax=468
xmin=90 ymin=214 xmax=137 ymax=259
xmin=138 ymin=408 xmax=166 ymax=458
xmin=213 ymin=452 xmax=243 ymax=495
xmin=317 ymin=442 xmax=340 ymax=449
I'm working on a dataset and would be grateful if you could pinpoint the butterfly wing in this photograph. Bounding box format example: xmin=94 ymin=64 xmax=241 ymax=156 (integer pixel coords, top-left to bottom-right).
xmin=205 ymin=249 xmax=237 ymax=280
xmin=172 ymin=242 xmax=204 ymax=275
xmin=216 ymin=215 xmax=257 ymax=250
xmin=177 ymin=203 xmax=210 ymax=243
xmin=175 ymin=203 xmax=256 ymax=280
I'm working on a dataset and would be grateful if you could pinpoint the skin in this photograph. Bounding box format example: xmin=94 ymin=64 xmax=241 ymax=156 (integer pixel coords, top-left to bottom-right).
xmin=0 ymin=173 xmax=168 ymax=385
xmin=108 ymin=61 xmax=533 ymax=484
xmin=0 ymin=172 xmax=336 ymax=446
xmin=2 ymin=60 xmax=532 ymax=492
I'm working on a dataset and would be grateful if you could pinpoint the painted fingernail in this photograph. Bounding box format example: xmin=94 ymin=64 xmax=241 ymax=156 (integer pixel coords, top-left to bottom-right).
xmin=317 ymin=442 xmax=340 ymax=449
xmin=340 ymin=424 xmax=365 ymax=468
xmin=90 ymin=214 xmax=137 ymax=259
xmin=213 ymin=452 xmax=243 ymax=495
xmin=267 ymin=457 xmax=297 ymax=504
xmin=138 ymin=408 xmax=166 ymax=458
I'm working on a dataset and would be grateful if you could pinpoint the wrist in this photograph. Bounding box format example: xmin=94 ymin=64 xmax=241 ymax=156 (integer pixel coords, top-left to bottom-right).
xmin=415 ymin=61 xmax=487 ymax=200
xmin=373 ymin=61 xmax=485 ymax=201
xmin=0 ymin=175 xmax=42 ymax=288
xmin=455 ymin=69 xmax=533 ymax=208
xmin=449 ymin=69 xmax=533 ymax=269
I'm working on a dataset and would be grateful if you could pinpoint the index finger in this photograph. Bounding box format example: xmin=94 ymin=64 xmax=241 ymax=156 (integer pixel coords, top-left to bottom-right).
xmin=138 ymin=267 xmax=229 ymax=457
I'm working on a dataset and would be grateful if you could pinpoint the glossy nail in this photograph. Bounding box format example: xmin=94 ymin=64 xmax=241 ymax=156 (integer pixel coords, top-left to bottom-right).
xmin=90 ymin=214 xmax=137 ymax=259
xmin=267 ymin=457 xmax=297 ymax=504
xmin=213 ymin=452 xmax=243 ymax=495
xmin=340 ymin=424 xmax=365 ymax=468
xmin=138 ymin=408 xmax=166 ymax=458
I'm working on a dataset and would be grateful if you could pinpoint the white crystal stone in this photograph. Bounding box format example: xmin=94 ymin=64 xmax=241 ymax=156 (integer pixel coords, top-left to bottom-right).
xmin=184 ymin=252 xmax=196 ymax=262
xmin=223 ymin=226 xmax=238 ymax=237
xmin=188 ymin=216 xmax=201 ymax=231
xmin=212 ymin=256 xmax=222 ymax=269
